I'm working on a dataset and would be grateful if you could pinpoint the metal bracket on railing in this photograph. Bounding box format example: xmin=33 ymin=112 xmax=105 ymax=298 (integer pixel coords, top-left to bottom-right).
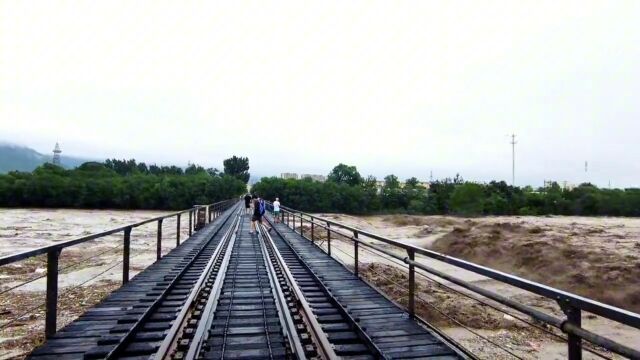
xmin=558 ymin=297 xmax=583 ymax=360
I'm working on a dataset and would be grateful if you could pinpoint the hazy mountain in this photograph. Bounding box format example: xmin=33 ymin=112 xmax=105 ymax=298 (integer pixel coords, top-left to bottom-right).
xmin=0 ymin=143 xmax=92 ymax=173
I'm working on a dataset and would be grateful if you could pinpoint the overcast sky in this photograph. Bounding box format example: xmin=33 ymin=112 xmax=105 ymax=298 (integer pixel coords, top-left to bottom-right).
xmin=1 ymin=1 xmax=639 ymax=187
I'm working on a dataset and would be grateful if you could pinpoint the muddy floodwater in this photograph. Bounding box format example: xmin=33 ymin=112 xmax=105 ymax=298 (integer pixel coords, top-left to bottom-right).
xmin=1 ymin=209 xmax=639 ymax=359
xmin=0 ymin=208 xmax=191 ymax=359
xmin=313 ymin=213 xmax=640 ymax=359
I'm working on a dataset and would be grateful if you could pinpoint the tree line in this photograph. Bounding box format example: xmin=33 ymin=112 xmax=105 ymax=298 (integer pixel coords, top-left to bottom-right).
xmin=0 ymin=156 xmax=250 ymax=210
xmin=251 ymin=163 xmax=640 ymax=216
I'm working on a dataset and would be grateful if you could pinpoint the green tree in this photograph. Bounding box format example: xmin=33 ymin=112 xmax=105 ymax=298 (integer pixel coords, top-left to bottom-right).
xmin=404 ymin=177 xmax=420 ymax=189
xmin=223 ymin=156 xmax=250 ymax=183
xmin=327 ymin=163 xmax=363 ymax=186
xmin=449 ymin=183 xmax=485 ymax=216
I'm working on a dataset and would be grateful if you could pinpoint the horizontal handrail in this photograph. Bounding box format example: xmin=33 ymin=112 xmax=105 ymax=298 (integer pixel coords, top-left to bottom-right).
xmin=271 ymin=203 xmax=640 ymax=359
xmin=0 ymin=201 xmax=231 ymax=266
xmin=0 ymin=198 xmax=237 ymax=340
xmin=276 ymin=204 xmax=640 ymax=330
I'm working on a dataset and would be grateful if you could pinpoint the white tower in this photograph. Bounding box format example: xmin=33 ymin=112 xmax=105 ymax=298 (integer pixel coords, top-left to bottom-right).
xmin=52 ymin=142 xmax=62 ymax=165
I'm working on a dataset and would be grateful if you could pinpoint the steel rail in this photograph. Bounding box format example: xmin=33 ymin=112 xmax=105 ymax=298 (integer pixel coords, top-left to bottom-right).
xmin=256 ymin=224 xmax=306 ymax=359
xmin=264 ymin=217 xmax=386 ymax=359
xmin=184 ymin=214 xmax=241 ymax=360
xmin=154 ymin=208 xmax=241 ymax=360
xmin=103 ymin=202 xmax=241 ymax=359
xmin=260 ymin=224 xmax=337 ymax=360
xmin=276 ymin=204 xmax=640 ymax=331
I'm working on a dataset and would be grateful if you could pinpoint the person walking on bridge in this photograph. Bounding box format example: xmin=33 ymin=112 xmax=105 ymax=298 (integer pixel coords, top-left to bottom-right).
xmin=273 ymin=197 xmax=281 ymax=223
xmin=244 ymin=194 xmax=252 ymax=215
xmin=250 ymin=195 xmax=272 ymax=234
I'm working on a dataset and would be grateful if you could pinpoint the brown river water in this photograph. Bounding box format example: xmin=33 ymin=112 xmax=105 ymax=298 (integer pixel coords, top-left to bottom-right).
xmin=1 ymin=209 xmax=639 ymax=359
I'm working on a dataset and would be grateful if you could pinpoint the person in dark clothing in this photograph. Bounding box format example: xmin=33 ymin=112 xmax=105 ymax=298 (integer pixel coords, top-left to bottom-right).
xmin=244 ymin=194 xmax=252 ymax=214
xmin=250 ymin=195 xmax=272 ymax=234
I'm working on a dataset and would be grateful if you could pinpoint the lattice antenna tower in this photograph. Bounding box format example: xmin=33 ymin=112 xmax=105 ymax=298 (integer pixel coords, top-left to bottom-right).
xmin=52 ymin=142 xmax=62 ymax=166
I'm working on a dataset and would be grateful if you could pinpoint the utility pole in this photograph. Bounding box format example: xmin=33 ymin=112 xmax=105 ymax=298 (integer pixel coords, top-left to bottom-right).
xmin=510 ymin=134 xmax=517 ymax=186
xmin=585 ymin=161 xmax=588 ymax=184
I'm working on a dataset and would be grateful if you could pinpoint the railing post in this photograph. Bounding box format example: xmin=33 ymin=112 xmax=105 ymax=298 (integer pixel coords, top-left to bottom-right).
xmin=281 ymin=211 xmax=284 ymax=223
xmin=408 ymin=249 xmax=415 ymax=317
xmin=353 ymin=231 xmax=359 ymax=277
xmin=157 ymin=219 xmax=163 ymax=261
xmin=300 ymin=215 xmax=304 ymax=236
xmin=327 ymin=222 xmax=331 ymax=256
xmin=563 ymin=302 xmax=582 ymax=360
xmin=176 ymin=214 xmax=181 ymax=246
xmin=188 ymin=209 xmax=193 ymax=236
xmin=45 ymin=249 xmax=61 ymax=338
xmin=208 ymin=205 xmax=212 ymax=223
xmin=123 ymin=226 xmax=131 ymax=285
xmin=311 ymin=219 xmax=315 ymax=243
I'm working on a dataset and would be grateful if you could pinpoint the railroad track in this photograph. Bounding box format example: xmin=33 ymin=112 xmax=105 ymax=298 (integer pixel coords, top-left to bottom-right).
xmin=142 ymin=211 xmax=334 ymax=360
xmin=146 ymin=208 xmax=381 ymax=360
xmin=31 ymin=203 xmax=463 ymax=359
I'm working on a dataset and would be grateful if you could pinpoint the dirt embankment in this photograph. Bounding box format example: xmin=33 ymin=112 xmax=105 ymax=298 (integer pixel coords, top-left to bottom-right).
xmin=429 ymin=220 xmax=640 ymax=313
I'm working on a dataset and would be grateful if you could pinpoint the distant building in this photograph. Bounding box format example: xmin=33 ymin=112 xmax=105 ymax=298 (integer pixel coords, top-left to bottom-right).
xmin=544 ymin=180 xmax=576 ymax=191
xmin=300 ymin=174 xmax=326 ymax=182
xmin=374 ymin=179 xmax=430 ymax=192
xmin=418 ymin=181 xmax=431 ymax=189
xmin=281 ymin=173 xmax=299 ymax=180
xmin=52 ymin=142 xmax=62 ymax=166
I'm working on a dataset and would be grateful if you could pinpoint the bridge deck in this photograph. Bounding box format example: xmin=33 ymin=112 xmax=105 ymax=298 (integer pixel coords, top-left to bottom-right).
xmin=27 ymin=206 xmax=466 ymax=359
xmin=27 ymin=206 xmax=237 ymax=360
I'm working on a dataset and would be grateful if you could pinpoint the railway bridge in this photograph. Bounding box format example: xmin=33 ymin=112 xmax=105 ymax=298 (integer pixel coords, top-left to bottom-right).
xmin=1 ymin=200 xmax=639 ymax=359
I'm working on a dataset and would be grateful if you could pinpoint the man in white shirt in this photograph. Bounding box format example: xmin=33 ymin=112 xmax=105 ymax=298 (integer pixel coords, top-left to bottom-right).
xmin=273 ymin=198 xmax=281 ymax=223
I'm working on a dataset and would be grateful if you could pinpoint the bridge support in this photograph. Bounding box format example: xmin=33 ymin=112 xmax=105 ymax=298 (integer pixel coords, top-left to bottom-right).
xmin=353 ymin=232 xmax=359 ymax=277
xmin=327 ymin=222 xmax=331 ymax=256
xmin=176 ymin=214 xmax=181 ymax=246
xmin=300 ymin=215 xmax=304 ymax=236
xmin=189 ymin=210 xmax=193 ymax=236
xmin=408 ymin=249 xmax=415 ymax=317
xmin=157 ymin=219 xmax=163 ymax=261
xmin=560 ymin=301 xmax=582 ymax=360
xmin=45 ymin=249 xmax=61 ymax=338
xmin=123 ymin=227 xmax=131 ymax=284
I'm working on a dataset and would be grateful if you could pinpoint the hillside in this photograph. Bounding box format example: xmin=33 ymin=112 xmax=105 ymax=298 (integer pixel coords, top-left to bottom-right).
xmin=0 ymin=143 xmax=91 ymax=173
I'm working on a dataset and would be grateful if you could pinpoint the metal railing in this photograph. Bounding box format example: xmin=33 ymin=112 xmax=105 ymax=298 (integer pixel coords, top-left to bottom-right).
xmin=271 ymin=203 xmax=640 ymax=360
xmin=0 ymin=199 xmax=236 ymax=339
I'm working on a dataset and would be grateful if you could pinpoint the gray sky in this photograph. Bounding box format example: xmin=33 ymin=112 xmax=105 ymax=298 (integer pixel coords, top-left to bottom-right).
xmin=1 ymin=1 xmax=639 ymax=187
